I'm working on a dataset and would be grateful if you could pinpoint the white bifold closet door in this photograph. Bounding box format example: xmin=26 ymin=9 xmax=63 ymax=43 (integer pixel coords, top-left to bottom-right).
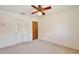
xmin=22 ymin=19 xmax=32 ymax=42
xmin=16 ymin=19 xmax=23 ymax=43
xmin=16 ymin=19 xmax=32 ymax=43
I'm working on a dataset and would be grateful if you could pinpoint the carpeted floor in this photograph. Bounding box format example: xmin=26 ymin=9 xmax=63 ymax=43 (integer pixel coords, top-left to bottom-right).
xmin=0 ymin=39 xmax=79 ymax=54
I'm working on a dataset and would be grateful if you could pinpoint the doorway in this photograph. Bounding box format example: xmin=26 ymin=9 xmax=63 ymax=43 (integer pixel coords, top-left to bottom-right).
xmin=32 ymin=21 xmax=38 ymax=40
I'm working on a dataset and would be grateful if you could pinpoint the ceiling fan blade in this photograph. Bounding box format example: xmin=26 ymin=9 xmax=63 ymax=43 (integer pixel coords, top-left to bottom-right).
xmin=31 ymin=5 xmax=39 ymax=10
xmin=42 ymin=11 xmax=45 ymax=15
xmin=43 ymin=6 xmax=52 ymax=10
xmin=31 ymin=11 xmax=45 ymax=15
xmin=31 ymin=11 xmax=38 ymax=14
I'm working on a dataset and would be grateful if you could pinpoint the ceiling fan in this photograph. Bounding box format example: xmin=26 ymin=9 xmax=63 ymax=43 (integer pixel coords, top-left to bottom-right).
xmin=31 ymin=5 xmax=52 ymax=16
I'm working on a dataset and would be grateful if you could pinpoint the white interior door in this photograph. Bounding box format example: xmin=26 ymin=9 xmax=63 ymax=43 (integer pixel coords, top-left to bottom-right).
xmin=16 ymin=19 xmax=32 ymax=43
xmin=23 ymin=20 xmax=32 ymax=42
xmin=16 ymin=19 xmax=23 ymax=43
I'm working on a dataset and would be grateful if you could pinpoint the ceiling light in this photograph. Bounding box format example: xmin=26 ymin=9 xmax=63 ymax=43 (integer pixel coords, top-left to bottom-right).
xmin=37 ymin=12 xmax=42 ymax=16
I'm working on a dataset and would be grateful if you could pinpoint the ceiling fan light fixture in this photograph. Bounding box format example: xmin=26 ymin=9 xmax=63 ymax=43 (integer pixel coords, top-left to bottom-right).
xmin=31 ymin=5 xmax=52 ymax=16
xmin=37 ymin=12 xmax=42 ymax=16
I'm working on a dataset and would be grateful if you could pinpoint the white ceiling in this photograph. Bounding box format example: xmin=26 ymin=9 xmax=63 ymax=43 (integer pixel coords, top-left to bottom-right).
xmin=0 ymin=5 xmax=78 ymax=17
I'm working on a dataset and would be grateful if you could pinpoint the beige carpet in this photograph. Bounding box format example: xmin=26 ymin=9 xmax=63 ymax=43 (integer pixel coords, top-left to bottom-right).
xmin=0 ymin=39 xmax=79 ymax=54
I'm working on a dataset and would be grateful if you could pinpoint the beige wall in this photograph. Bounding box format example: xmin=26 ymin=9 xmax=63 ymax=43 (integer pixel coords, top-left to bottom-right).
xmin=39 ymin=7 xmax=79 ymax=50
xmin=0 ymin=10 xmax=37 ymax=48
